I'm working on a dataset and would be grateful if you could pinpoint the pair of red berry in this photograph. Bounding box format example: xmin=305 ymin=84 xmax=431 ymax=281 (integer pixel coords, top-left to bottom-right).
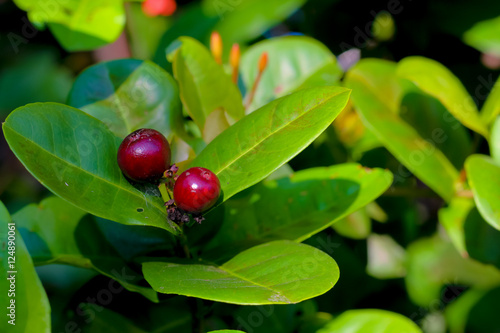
xmin=117 ymin=129 xmax=220 ymax=215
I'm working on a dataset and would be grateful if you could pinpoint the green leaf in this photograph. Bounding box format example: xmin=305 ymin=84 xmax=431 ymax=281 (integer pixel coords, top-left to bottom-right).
xmin=68 ymin=59 xmax=183 ymax=139
xmin=203 ymin=164 xmax=392 ymax=262
xmin=207 ymin=331 xmax=245 ymax=333
xmin=3 ymin=103 xmax=179 ymax=235
xmin=405 ymin=235 xmax=500 ymax=306
xmin=170 ymin=37 xmax=244 ymax=132
xmin=491 ymin=116 xmax=500 ymax=163
xmin=400 ymin=92 xmax=471 ymax=170
xmin=82 ymin=308 xmax=147 ymax=333
xmin=0 ymin=50 xmax=73 ymax=118
xmin=240 ymin=36 xmax=341 ymax=111
xmin=345 ymin=59 xmax=459 ymax=201
xmin=203 ymin=0 xmax=306 ymax=46
xmin=464 ymin=207 xmax=500 ymax=269
xmin=190 ymin=86 xmax=351 ymax=203
xmin=0 ymin=201 xmax=51 ymax=332
xmin=463 ymin=16 xmax=500 ymax=56
xmin=318 ymin=309 xmax=422 ymax=333
xmin=13 ymin=0 xmax=125 ymax=51
xmin=397 ymin=56 xmax=489 ymax=137
xmin=465 ymin=155 xmax=500 ymax=230
xmin=143 ymin=240 xmax=339 ymax=305
xmin=13 ymin=197 xmax=162 ymax=301
xmin=480 ymin=77 xmax=500 ymax=125
xmin=14 ymin=196 xmax=88 ymax=266
xmin=445 ymin=288 xmax=488 ymax=333
xmin=153 ymin=4 xmax=218 ymax=69
xmin=438 ymin=197 xmax=474 ymax=257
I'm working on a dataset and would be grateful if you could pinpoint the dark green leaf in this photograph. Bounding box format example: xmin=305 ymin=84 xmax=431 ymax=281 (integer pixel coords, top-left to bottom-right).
xmin=345 ymin=59 xmax=459 ymax=201
xmin=13 ymin=197 xmax=162 ymax=302
xmin=240 ymin=36 xmax=340 ymax=111
xmin=3 ymin=103 xmax=179 ymax=234
xmin=317 ymin=309 xmax=422 ymax=333
xmin=0 ymin=201 xmax=51 ymax=332
xmin=190 ymin=86 xmax=351 ymax=203
xmin=465 ymin=154 xmax=500 ymax=230
xmin=464 ymin=207 xmax=500 ymax=269
xmin=143 ymin=240 xmax=339 ymax=305
xmin=203 ymin=164 xmax=392 ymax=261
xmin=0 ymin=50 xmax=72 ymax=118
xmin=69 ymin=59 xmax=183 ymax=139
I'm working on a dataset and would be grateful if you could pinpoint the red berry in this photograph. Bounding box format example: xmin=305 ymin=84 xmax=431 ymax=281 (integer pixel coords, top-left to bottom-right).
xmin=142 ymin=0 xmax=176 ymax=17
xmin=173 ymin=167 xmax=221 ymax=214
xmin=117 ymin=128 xmax=171 ymax=182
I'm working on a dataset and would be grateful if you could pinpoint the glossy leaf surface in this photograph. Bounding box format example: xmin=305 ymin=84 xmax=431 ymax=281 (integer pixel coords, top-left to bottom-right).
xmin=2 ymin=103 xmax=179 ymax=234
xmin=190 ymin=86 xmax=351 ymax=203
xmin=69 ymin=59 xmax=183 ymax=139
xmin=144 ymin=240 xmax=339 ymax=305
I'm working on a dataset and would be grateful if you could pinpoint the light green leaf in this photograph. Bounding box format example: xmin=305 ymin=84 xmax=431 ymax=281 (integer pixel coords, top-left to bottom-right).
xmin=13 ymin=0 xmax=125 ymax=51
xmin=0 ymin=201 xmax=51 ymax=332
xmin=465 ymin=154 xmax=500 ymax=230
xmin=438 ymin=197 xmax=474 ymax=257
xmin=170 ymin=37 xmax=244 ymax=132
xmin=203 ymin=0 xmax=306 ymax=46
xmin=207 ymin=331 xmax=245 ymax=333
xmin=491 ymin=116 xmax=500 ymax=163
xmin=463 ymin=16 xmax=500 ymax=56
xmin=397 ymin=56 xmax=489 ymax=137
xmin=480 ymin=77 xmax=500 ymax=125
xmin=240 ymin=36 xmax=340 ymax=111
xmin=69 ymin=59 xmax=183 ymax=139
xmin=190 ymin=86 xmax=351 ymax=203
xmin=345 ymin=59 xmax=459 ymax=201
xmin=143 ymin=240 xmax=339 ymax=305
xmin=405 ymin=235 xmax=500 ymax=306
xmin=3 ymin=103 xmax=179 ymax=235
xmin=318 ymin=309 xmax=422 ymax=333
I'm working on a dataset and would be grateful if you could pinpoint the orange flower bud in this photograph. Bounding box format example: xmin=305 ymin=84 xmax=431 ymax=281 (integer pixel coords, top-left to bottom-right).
xmin=210 ymin=31 xmax=223 ymax=64
xmin=230 ymin=43 xmax=240 ymax=69
xmin=258 ymin=52 xmax=268 ymax=73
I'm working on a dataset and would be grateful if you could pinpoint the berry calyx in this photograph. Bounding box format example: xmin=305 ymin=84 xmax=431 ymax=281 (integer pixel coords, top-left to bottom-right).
xmin=117 ymin=128 xmax=171 ymax=182
xmin=173 ymin=167 xmax=221 ymax=214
